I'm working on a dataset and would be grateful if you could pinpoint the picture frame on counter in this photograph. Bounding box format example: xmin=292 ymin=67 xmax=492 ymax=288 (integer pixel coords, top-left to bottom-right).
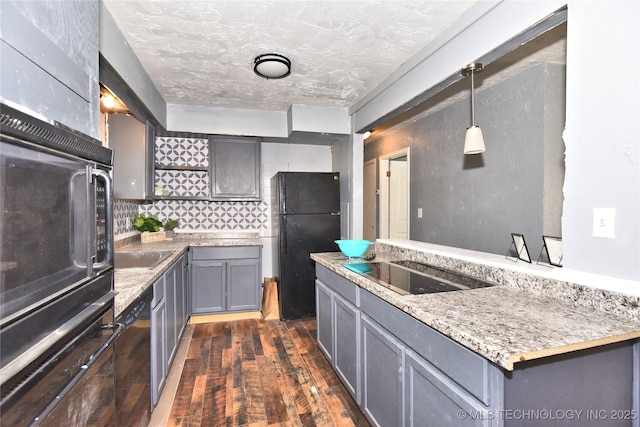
xmin=541 ymin=235 xmax=563 ymax=267
xmin=506 ymin=233 xmax=531 ymax=263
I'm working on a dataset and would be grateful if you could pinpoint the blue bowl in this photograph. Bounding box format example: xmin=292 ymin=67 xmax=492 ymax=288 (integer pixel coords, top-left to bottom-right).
xmin=335 ymin=240 xmax=374 ymax=257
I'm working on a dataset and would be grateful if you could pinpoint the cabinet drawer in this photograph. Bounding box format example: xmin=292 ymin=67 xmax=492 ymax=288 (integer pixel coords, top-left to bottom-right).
xmin=361 ymin=290 xmax=492 ymax=405
xmin=316 ymin=265 xmax=359 ymax=306
xmin=191 ymin=246 xmax=260 ymax=260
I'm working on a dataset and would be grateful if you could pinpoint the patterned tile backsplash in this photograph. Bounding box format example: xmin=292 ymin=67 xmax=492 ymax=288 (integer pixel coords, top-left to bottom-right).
xmin=114 ymin=198 xmax=268 ymax=236
xmin=139 ymin=199 xmax=268 ymax=230
xmin=155 ymin=170 xmax=209 ymax=198
xmin=155 ymin=136 xmax=208 ymax=167
xmin=113 ymin=199 xmax=141 ymax=235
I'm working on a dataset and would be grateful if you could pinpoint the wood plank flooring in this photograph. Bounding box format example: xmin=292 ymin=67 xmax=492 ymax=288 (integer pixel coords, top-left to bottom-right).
xmin=166 ymin=318 xmax=370 ymax=427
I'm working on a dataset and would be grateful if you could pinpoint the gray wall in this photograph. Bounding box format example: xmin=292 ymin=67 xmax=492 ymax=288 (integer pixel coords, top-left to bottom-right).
xmin=365 ymin=63 xmax=565 ymax=259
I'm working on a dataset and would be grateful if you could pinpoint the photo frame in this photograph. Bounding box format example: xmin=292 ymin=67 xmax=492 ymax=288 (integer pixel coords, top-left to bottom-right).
xmin=542 ymin=235 xmax=563 ymax=267
xmin=510 ymin=233 xmax=531 ymax=263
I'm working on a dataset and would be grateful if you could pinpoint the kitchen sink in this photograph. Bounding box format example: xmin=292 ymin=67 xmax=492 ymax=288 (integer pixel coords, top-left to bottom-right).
xmin=114 ymin=250 xmax=173 ymax=269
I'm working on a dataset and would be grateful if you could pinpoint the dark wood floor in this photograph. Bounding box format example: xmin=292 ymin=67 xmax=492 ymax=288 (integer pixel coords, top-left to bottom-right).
xmin=166 ymin=318 xmax=371 ymax=427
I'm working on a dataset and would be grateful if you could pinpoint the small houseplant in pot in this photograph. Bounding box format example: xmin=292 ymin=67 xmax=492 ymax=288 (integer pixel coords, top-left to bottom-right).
xmin=163 ymin=218 xmax=179 ymax=239
xmin=133 ymin=214 xmax=165 ymax=243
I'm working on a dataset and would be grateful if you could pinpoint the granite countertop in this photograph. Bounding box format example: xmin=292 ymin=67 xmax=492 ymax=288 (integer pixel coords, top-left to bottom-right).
xmin=113 ymin=236 xmax=262 ymax=317
xmin=311 ymin=252 xmax=640 ymax=371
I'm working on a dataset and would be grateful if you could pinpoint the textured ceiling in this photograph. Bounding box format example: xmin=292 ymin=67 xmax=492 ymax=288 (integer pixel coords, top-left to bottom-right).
xmin=103 ymin=0 xmax=479 ymax=111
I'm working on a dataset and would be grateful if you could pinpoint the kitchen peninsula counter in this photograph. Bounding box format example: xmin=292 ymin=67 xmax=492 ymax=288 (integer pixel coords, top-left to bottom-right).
xmin=113 ymin=236 xmax=262 ymax=317
xmin=311 ymin=252 xmax=640 ymax=371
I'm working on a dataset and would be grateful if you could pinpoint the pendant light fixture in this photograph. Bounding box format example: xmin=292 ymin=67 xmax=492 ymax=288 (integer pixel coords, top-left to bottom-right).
xmin=461 ymin=62 xmax=485 ymax=155
xmin=253 ymin=53 xmax=291 ymax=79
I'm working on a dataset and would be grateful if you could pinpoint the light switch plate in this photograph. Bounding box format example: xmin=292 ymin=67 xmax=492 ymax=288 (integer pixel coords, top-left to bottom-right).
xmin=417 ymin=208 xmax=423 ymax=218
xmin=592 ymin=208 xmax=615 ymax=238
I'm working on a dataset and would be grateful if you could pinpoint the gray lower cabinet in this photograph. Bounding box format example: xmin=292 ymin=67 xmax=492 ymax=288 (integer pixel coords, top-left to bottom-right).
xmin=151 ymin=251 xmax=189 ymax=406
xmin=151 ymin=293 xmax=166 ymax=406
xmin=405 ymin=349 xmax=489 ymax=427
xmin=315 ymin=268 xmax=361 ymax=404
xmin=191 ymin=260 xmax=225 ymax=314
xmin=315 ymin=280 xmax=334 ymax=362
xmin=361 ymin=314 xmax=404 ymax=427
xmin=175 ymin=255 xmax=188 ymax=336
xmin=333 ymin=294 xmax=360 ymax=399
xmin=316 ymin=264 xmax=640 ymax=427
xmin=317 ymin=263 xmax=497 ymax=427
xmin=190 ymin=246 xmax=262 ymax=315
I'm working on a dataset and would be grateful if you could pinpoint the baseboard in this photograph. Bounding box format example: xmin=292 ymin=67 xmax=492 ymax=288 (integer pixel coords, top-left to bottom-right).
xmin=189 ymin=311 xmax=263 ymax=324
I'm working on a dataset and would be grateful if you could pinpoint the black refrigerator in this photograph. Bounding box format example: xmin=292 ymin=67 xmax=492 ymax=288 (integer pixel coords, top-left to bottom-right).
xmin=273 ymin=172 xmax=341 ymax=320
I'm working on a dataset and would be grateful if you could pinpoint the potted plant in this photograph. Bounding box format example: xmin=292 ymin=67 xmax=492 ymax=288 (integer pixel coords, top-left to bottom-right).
xmin=163 ymin=218 xmax=179 ymax=239
xmin=133 ymin=214 xmax=165 ymax=243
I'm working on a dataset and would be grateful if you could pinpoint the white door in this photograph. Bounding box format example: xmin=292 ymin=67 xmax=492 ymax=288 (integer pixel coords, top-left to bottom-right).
xmin=378 ymin=148 xmax=410 ymax=239
xmin=389 ymin=156 xmax=408 ymax=239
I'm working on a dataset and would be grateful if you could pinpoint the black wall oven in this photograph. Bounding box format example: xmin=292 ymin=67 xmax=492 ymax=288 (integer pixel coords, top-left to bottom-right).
xmin=0 ymin=103 xmax=120 ymax=426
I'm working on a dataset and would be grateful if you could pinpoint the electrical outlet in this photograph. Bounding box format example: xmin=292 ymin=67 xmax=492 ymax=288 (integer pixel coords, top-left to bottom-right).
xmin=592 ymin=208 xmax=615 ymax=238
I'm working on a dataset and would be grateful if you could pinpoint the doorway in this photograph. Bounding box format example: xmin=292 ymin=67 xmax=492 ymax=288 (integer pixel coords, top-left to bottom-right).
xmin=378 ymin=148 xmax=410 ymax=239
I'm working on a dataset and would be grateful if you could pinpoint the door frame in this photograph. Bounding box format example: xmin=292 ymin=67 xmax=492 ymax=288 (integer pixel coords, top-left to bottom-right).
xmin=378 ymin=147 xmax=410 ymax=239
xmin=363 ymin=158 xmax=377 ymax=241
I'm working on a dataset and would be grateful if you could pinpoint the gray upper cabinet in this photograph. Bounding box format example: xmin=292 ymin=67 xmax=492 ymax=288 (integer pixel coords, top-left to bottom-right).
xmin=210 ymin=136 xmax=261 ymax=200
xmin=0 ymin=1 xmax=99 ymax=138
xmin=109 ymin=114 xmax=155 ymax=200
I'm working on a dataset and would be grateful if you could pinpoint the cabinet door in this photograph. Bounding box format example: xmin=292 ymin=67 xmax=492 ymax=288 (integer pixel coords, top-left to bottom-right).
xmin=210 ymin=136 xmax=261 ymax=200
xmin=191 ymin=261 xmax=225 ymax=314
xmin=227 ymin=259 xmax=260 ymax=312
xmin=334 ymin=293 xmax=360 ymax=404
xmin=405 ymin=350 xmax=489 ymax=427
xmin=109 ymin=114 xmax=154 ymax=200
xmin=150 ymin=298 xmax=166 ymax=406
xmin=182 ymin=255 xmax=190 ymax=322
xmin=315 ymin=279 xmax=333 ymax=362
xmin=165 ymin=264 xmax=177 ymax=366
xmin=361 ymin=315 xmax=404 ymax=427
xmin=175 ymin=254 xmax=187 ymax=338
xmin=0 ymin=2 xmax=97 ymax=136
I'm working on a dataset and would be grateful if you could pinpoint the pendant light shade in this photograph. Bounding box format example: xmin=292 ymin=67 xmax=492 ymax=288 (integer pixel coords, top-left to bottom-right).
xmin=461 ymin=63 xmax=485 ymax=155
xmin=464 ymin=125 xmax=485 ymax=154
xmin=254 ymin=53 xmax=291 ymax=79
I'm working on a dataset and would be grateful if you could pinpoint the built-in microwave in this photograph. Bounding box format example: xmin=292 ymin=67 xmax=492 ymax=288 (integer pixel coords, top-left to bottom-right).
xmin=0 ymin=103 xmax=116 ymax=409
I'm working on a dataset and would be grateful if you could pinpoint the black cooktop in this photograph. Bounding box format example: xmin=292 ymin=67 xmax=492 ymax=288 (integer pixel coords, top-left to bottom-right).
xmin=343 ymin=260 xmax=495 ymax=295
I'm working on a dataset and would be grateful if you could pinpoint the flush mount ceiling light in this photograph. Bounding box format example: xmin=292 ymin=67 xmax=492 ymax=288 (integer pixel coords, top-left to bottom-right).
xmin=461 ymin=62 xmax=485 ymax=155
xmin=253 ymin=53 xmax=291 ymax=80
xmin=362 ymin=130 xmax=372 ymax=140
